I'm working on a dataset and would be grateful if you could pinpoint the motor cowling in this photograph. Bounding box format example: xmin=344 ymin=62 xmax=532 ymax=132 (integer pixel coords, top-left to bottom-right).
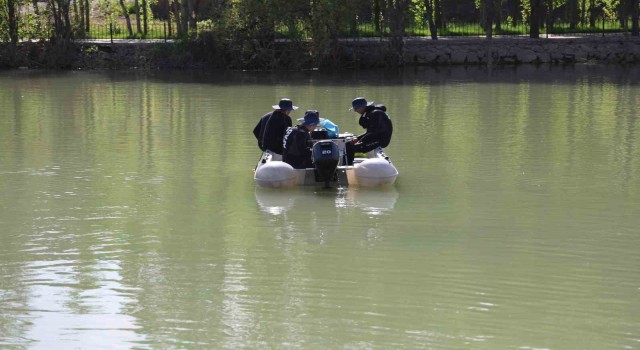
xmin=312 ymin=140 xmax=339 ymax=186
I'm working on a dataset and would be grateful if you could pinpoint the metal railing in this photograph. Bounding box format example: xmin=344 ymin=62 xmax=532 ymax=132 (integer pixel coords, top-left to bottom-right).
xmin=12 ymin=18 xmax=637 ymax=43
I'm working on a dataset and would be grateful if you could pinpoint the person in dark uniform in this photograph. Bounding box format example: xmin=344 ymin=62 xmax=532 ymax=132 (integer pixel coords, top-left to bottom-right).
xmin=345 ymin=97 xmax=393 ymax=165
xmin=253 ymin=98 xmax=298 ymax=161
xmin=282 ymin=110 xmax=319 ymax=169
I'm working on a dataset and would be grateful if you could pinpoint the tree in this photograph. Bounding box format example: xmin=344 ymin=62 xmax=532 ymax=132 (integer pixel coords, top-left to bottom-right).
xmin=545 ymin=0 xmax=556 ymax=33
xmin=434 ymin=0 xmax=443 ymax=29
xmin=4 ymin=0 xmax=19 ymax=43
xmin=422 ymin=0 xmax=439 ymax=39
xmin=171 ymin=0 xmax=183 ymax=35
xmin=588 ymin=0 xmax=599 ymax=28
xmin=118 ymin=0 xmax=134 ymax=36
xmin=307 ymin=0 xmax=349 ymax=61
xmin=510 ymin=0 xmax=521 ymax=26
xmin=633 ymin=0 xmax=639 ymax=35
xmin=142 ymin=0 xmax=148 ymax=34
xmin=85 ymin=0 xmax=90 ymax=32
xmin=9 ymin=0 xmax=19 ymax=43
xmin=478 ymin=0 xmax=495 ymax=38
xmin=135 ymin=0 xmax=142 ymax=33
xmin=567 ymin=0 xmax=579 ymax=28
xmin=374 ymin=0 xmax=382 ymax=32
xmin=620 ymin=0 xmax=639 ymax=35
xmin=385 ymin=0 xmax=408 ymax=64
xmin=493 ymin=0 xmax=503 ymax=32
xmin=49 ymin=0 xmax=73 ymax=39
xmin=530 ymin=0 xmax=542 ymax=37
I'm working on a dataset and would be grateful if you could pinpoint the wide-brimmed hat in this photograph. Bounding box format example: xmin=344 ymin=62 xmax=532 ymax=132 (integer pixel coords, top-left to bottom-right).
xmin=350 ymin=97 xmax=374 ymax=111
xmin=299 ymin=110 xmax=319 ymax=126
xmin=272 ymin=98 xmax=299 ymax=111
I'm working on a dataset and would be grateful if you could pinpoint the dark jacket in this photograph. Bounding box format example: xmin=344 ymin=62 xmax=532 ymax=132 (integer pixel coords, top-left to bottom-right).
xmin=357 ymin=105 xmax=393 ymax=148
xmin=283 ymin=125 xmax=314 ymax=169
xmin=253 ymin=111 xmax=293 ymax=154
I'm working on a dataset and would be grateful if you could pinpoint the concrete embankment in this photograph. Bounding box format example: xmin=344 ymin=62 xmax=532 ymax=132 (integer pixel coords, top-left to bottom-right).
xmin=399 ymin=36 xmax=640 ymax=65
xmin=1 ymin=36 xmax=639 ymax=69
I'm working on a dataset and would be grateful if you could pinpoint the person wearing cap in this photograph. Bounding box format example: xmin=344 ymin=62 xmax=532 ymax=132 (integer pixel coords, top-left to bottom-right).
xmin=253 ymin=98 xmax=298 ymax=160
xmin=282 ymin=110 xmax=319 ymax=169
xmin=296 ymin=110 xmax=339 ymax=139
xmin=345 ymin=97 xmax=393 ymax=165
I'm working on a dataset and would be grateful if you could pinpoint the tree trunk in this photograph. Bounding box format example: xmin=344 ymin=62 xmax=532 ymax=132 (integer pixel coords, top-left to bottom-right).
xmin=172 ymin=0 xmax=183 ymax=35
xmin=73 ymin=0 xmax=81 ymax=34
xmin=181 ymin=0 xmax=190 ymax=33
xmin=49 ymin=0 xmax=73 ymax=39
xmin=386 ymin=0 xmax=407 ymax=65
xmin=187 ymin=0 xmax=196 ymax=32
xmin=424 ymin=0 xmax=438 ymax=39
xmin=143 ymin=0 xmax=148 ymax=35
xmin=63 ymin=0 xmax=73 ymax=37
xmin=632 ymin=0 xmax=639 ymax=35
xmin=49 ymin=0 xmax=61 ymax=37
xmin=494 ymin=0 xmax=502 ymax=32
xmin=588 ymin=0 xmax=597 ymax=28
xmin=434 ymin=0 xmax=443 ymax=29
xmin=567 ymin=0 xmax=579 ymax=28
xmin=546 ymin=0 xmax=554 ymax=33
xmin=374 ymin=0 xmax=382 ymax=33
xmin=483 ymin=0 xmax=494 ymax=39
xmin=119 ymin=0 xmax=134 ymax=36
xmin=510 ymin=0 xmax=520 ymax=26
xmin=84 ymin=0 xmax=90 ymax=32
xmin=530 ymin=0 xmax=542 ymax=37
xmin=7 ymin=0 xmax=19 ymax=44
xmin=135 ymin=0 xmax=142 ymax=33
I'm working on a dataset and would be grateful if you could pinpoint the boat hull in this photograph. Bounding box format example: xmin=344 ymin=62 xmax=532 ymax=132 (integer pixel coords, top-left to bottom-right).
xmin=253 ymin=135 xmax=398 ymax=188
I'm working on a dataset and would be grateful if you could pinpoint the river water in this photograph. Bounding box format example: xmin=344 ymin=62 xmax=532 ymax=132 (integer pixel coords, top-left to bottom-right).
xmin=1 ymin=66 xmax=639 ymax=349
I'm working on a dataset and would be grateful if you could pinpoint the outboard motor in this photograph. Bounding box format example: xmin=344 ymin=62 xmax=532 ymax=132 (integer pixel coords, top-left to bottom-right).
xmin=310 ymin=130 xmax=329 ymax=140
xmin=312 ymin=140 xmax=339 ymax=187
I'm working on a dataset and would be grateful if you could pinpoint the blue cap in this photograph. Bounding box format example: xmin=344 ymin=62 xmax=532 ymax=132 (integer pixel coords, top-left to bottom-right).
xmin=272 ymin=98 xmax=299 ymax=111
xmin=350 ymin=97 xmax=374 ymax=110
xmin=302 ymin=110 xmax=319 ymax=126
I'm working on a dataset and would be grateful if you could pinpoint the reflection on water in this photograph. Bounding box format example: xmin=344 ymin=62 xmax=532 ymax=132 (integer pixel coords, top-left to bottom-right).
xmin=1 ymin=67 xmax=640 ymax=349
xmin=335 ymin=187 xmax=399 ymax=216
xmin=255 ymin=187 xmax=399 ymax=217
xmin=254 ymin=187 xmax=400 ymax=250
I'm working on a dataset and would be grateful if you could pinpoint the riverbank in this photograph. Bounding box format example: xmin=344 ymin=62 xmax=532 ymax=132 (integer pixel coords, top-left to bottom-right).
xmin=1 ymin=36 xmax=639 ymax=70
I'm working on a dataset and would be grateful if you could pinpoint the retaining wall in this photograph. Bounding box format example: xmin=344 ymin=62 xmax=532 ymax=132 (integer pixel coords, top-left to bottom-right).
xmin=398 ymin=36 xmax=640 ymax=65
xmin=3 ymin=36 xmax=640 ymax=69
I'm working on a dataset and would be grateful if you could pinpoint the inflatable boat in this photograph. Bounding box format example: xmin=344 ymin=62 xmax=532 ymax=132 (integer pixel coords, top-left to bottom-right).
xmin=253 ymin=133 xmax=398 ymax=188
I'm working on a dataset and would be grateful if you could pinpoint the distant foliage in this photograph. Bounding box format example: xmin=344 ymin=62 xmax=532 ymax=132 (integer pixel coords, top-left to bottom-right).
xmin=1 ymin=0 xmax=638 ymax=47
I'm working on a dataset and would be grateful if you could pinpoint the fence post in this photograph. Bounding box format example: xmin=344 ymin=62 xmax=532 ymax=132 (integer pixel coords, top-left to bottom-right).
xmin=602 ymin=16 xmax=605 ymax=37
xmin=110 ymin=23 xmax=113 ymax=43
xmin=164 ymin=22 xmax=167 ymax=42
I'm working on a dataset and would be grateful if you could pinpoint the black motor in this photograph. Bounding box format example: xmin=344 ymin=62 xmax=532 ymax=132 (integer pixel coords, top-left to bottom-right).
xmin=310 ymin=130 xmax=329 ymax=140
xmin=312 ymin=140 xmax=339 ymax=187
